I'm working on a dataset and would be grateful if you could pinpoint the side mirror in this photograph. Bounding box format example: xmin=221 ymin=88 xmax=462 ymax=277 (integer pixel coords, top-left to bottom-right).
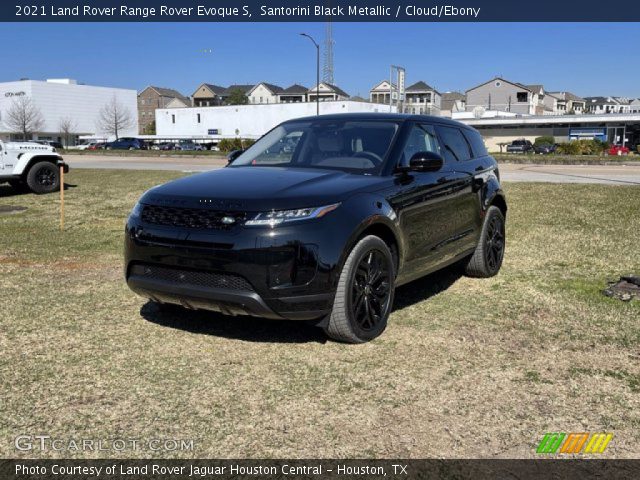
xmin=226 ymin=149 xmax=244 ymax=164
xmin=409 ymin=151 xmax=444 ymax=172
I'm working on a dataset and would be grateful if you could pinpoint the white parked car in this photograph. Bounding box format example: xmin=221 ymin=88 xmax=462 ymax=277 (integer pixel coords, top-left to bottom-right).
xmin=0 ymin=140 xmax=68 ymax=193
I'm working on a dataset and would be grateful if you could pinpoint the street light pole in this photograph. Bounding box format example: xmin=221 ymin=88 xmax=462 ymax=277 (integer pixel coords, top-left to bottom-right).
xmin=300 ymin=33 xmax=320 ymax=116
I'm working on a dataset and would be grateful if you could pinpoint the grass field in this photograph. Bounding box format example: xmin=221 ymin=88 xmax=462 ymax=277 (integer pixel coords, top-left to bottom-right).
xmin=1 ymin=170 xmax=639 ymax=459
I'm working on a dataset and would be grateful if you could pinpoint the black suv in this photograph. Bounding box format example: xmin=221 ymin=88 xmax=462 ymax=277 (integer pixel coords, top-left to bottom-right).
xmin=125 ymin=114 xmax=506 ymax=342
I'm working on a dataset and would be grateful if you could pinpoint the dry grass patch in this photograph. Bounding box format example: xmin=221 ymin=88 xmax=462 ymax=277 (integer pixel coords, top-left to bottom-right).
xmin=1 ymin=170 xmax=639 ymax=459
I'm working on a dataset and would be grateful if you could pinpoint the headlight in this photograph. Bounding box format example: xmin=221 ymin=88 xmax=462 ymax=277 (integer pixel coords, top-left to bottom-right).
xmin=245 ymin=203 xmax=340 ymax=227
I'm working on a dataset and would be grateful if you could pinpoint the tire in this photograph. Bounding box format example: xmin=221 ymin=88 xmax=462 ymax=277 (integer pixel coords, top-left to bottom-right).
xmin=465 ymin=206 xmax=506 ymax=278
xmin=26 ymin=161 xmax=60 ymax=194
xmin=325 ymin=235 xmax=395 ymax=343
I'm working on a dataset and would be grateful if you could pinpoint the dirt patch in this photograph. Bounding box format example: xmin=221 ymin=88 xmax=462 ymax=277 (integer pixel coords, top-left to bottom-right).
xmin=603 ymin=276 xmax=640 ymax=301
xmin=0 ymin=205 xmax=27 ymax=215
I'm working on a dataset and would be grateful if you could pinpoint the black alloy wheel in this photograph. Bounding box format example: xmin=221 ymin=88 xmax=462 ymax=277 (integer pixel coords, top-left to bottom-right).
xmin=325 ymin=235 xmax=395 ymax=343
xmin=484 ymin=213 xmax=505 ymax=272
xmin=351 ymin=250 xmax=392 ymax=332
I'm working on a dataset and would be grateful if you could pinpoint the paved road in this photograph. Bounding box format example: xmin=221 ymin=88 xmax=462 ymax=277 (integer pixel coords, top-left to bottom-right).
xmin=65 ymin=155 xmax=640 ymax=185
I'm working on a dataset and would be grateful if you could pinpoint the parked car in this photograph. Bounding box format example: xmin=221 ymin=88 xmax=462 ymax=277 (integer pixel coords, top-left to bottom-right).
xmin=176 ymin=141 xmax=204 ymax=151
xmin=125 ymin=114 xmax=507 ymax=343
xmin=607 ymin=144 xmax=631 ymax=156
xmin=106 ymin=138 xmax=147 ymax=150
xmin=533 ymin=143 xmax=557 ymax=155
xmin=158 ymin=142 xmax=177 ymax=151
xmin=87 ymin=142 xmax=107 ymax=150
xmin=506 ymin=139 xmax=534 ymax=153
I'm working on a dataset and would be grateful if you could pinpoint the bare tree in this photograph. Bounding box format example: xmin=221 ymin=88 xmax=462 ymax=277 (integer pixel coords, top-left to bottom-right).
xmin=97 ymin=96 xmax=133 ymax=140
xmin=59 ymin=117 xmax=76 ymax=148
xmin=4 ymin=96 xmax=45 ymax=140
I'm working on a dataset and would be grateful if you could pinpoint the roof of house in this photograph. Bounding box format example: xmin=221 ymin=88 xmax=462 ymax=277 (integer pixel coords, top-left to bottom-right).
xmin=308 ymin=83 xmax=349 ymax=98
xmin=223 ymin=84 xmax=254 ymax=95
xmin=249 ymin=82 xmax=284 ymax=95
xmin=406 ymin=81 xmax=437 ymax=93
xmin=441 ymin=92 xmax=466 ymax=110
xmin=280 ymin=84 xmax=308 ymax=94
xmin=548 ymin=91 xmax=586 ymax=103
xmin=370 ymin=80 xmax=396 ymax=92
xmin=525 ymin=84 xmax=544 ymax=94
xmin=142 ymin=86 xmax=189 ymax=103
xmin=466 ymin=77 xmax=532 ymax=94
xmin=199 ymin=83 xmax=227 ymax=95
xmin=584 ymin=96 xmax=620 ymax=105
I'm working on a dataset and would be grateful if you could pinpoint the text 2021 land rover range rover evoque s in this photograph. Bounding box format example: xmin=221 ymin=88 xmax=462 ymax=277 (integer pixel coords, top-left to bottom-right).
xmin=125 ymin=114 xmax=506 ymax=343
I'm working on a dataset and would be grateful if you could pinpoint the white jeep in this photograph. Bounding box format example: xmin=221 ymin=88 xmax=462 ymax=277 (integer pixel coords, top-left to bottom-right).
xmin=0 ymin=140 xmax=69 ymax=194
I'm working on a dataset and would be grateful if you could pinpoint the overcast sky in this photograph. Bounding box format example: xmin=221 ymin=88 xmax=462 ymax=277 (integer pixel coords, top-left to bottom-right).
xmin=0 ymin=22 xmax=637 ymax=98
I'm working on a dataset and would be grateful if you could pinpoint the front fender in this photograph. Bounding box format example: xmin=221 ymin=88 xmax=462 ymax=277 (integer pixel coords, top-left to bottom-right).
xmin=13 ymin=153 xmax=64 ymax=176
xmin=335 ymin=193 xmax=404 ymax=276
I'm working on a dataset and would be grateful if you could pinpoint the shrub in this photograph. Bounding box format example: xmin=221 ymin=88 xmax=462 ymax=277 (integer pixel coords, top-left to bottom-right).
xmin=556 ymin=139 xmax=608 ymax=155
xmin=534 ymin=136 xmax=555 ymax=146
xmin=217 ymin=138 xmax=255 ymax=153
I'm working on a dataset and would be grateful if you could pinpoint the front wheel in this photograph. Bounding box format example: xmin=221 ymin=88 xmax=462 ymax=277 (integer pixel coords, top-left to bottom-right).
xmin=26 ymin=161 xmax=60 ymax=194
xmin=465 ymin=206 xmax=506 ymax=277
xmin=325 ymin=235 xmax=395 ymax=343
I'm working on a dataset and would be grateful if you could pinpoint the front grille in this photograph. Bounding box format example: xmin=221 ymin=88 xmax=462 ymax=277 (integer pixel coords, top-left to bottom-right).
xmin=130 ymin=263 xmax=254 ymax=291
xmin=141 ymin=205 xmax=246 ymax=230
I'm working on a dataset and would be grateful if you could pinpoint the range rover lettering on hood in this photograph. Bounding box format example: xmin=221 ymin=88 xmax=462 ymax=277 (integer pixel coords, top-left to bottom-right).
xmin=145 ymin=195 xmax=246 ymax=209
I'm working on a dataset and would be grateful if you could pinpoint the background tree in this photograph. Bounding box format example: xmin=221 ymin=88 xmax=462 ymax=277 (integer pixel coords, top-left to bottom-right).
xmin=142 ymin=120 xmax=156 ymax=135
xmin=4 ymin=96 xmax=45 ymax=140
xmin=59 ymin=117 xmax=76 ymax=148
xmin=97 ymin=96 xmax=133 ymax=139
xmin=225 ymin=88 xmax=248 ymax=105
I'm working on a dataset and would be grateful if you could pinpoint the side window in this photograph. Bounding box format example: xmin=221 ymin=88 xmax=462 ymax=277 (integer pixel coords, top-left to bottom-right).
xmin=435 ymin=125 xmax=472 ymax=162
xmin=462 ymin=128 xmax=488 ymax=158
xmin=400 ymin=124 xmax=441 ymax=167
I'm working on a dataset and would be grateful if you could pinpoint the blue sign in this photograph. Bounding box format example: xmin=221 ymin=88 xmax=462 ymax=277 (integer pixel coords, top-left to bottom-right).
xmin=207 ymin=129 xmax=219 ymax=135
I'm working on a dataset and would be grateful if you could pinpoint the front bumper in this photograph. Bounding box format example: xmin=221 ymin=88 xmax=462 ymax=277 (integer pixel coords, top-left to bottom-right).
xmin=57 ymin=159 xmax=69 ymax=173
xmin=124 ymin=215 xmax=349 ymax=321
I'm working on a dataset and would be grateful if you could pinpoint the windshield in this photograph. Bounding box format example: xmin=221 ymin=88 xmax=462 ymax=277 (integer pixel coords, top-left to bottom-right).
xmin=230 ymin=120 xmax=399 ymax=174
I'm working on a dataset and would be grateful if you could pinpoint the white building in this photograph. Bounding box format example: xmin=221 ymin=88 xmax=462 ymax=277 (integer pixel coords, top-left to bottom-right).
xmin=156 ymin=101 xmax=396 ymax=140
xmin=0 ymin=78 xmax=138 ymax=144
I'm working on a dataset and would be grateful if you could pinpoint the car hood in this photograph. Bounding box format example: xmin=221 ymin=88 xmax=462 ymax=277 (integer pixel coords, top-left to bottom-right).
xmin=140 ymin=166 xmax=390 ymax=211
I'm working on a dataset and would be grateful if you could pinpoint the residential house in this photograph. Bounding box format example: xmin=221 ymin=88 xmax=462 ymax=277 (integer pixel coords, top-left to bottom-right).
xmin=138 ymin=86 xmax=189 ymax=133
xmin=192 ymin=83 xmax=226 ymax=107
xmin=441 ymin=92 xmax=466 ymax=117
xmin=546 ymin=92 xmax=586 ymax=114
xmin=584 ymin=96 xmax=631 ymax=114
xmin=466 ymin=77 xmax=546 ymax=116
xmin=277 ymin=84 xmax=308 ymax=103
xmin=403 ymin=81 xmax=441 ymax=115
xmin=219 ymin=84 xmax=254 ymax=104
xmin=307 ymin=82 xmax=349 ymax=102
xmin=630 ymin=99 xmax=640 ymax=114
xmin=247 ymin=82 xmax=284 ymax=104
xmin=369 ymin=80 xmax=395 ymax=105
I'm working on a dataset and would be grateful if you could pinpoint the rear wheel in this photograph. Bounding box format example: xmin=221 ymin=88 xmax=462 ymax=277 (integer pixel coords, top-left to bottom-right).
xmin=26 ymin=161 xmax=60 ymax=194
xmin=325 ymin=235 xmax=395 ymax=343
xmin=465 ymin=206 xmax=505 ymax=277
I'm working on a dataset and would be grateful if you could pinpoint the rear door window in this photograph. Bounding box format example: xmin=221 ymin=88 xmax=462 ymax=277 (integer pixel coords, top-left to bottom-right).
xmin=435 ymin=125 xmax=473 ymax=162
